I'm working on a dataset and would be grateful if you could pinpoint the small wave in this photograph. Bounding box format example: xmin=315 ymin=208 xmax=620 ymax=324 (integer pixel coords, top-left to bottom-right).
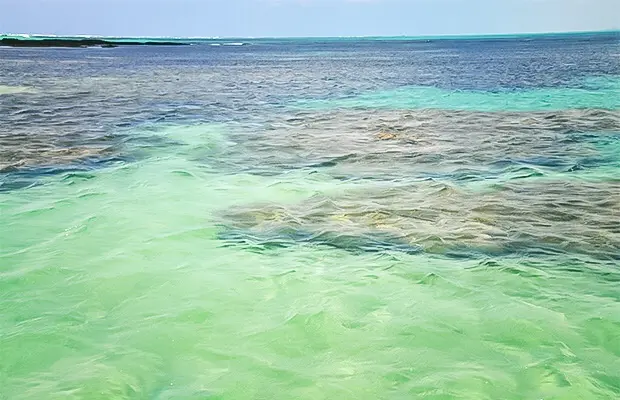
xmin=209 ymin=42 xmax=248 ymax=47
xmin=1 ymin=33 xmax=31 ymax=39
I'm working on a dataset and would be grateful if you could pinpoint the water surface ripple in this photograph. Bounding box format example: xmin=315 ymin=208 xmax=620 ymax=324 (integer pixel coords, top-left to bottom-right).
xmin=1 ymin=33 xmax=620 ymax=399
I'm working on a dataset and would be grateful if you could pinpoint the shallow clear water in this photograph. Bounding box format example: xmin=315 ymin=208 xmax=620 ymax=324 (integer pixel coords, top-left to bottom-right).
xmin=1 ymin=33 xmax=620 ymax=399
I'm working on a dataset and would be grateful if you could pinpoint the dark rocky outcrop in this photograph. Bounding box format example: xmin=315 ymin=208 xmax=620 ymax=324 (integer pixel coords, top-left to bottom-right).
xmin=0 ymin=38 xmax=188 ymax=48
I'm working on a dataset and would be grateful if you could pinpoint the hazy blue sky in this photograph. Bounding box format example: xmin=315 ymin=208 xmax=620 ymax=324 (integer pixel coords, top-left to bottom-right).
xmin=1 ymin=0 xmax=618 ymax=37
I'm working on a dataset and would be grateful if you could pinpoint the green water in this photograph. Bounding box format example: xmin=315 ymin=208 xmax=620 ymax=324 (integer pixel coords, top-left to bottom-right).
xmin=2 ymin=34 xmax=620 ymax=398
xmin=2 ymin=121 xmax=619 ymax=399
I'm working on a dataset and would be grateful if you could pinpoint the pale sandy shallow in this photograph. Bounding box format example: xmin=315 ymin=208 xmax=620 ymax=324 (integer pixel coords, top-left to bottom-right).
xmin=0 ymin=84 xmax=35 ymax=95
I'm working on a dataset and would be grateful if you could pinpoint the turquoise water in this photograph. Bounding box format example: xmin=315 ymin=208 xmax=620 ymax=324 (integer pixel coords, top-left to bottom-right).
xmin=296 ymin=76 xmax=620 ymax=112
xmin=1 ymin=33 xmax=620 ymax=399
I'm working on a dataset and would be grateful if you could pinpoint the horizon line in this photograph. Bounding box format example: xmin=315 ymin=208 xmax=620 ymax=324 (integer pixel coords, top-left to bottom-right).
xmin=2 ymin=28 xmax=619 ymax=41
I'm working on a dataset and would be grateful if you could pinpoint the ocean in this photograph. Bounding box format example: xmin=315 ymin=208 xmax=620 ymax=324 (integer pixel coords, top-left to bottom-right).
xmin=1 ymin=32 xmax=619 ymax=399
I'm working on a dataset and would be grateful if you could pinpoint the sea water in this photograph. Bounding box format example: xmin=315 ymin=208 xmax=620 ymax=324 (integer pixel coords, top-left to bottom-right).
xmin=1 ymin=33 xmax=619 ymax=399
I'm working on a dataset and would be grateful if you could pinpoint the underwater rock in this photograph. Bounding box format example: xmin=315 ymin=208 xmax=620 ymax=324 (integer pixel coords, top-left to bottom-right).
xmin=0 ymin=146 xmax=114 ymax=172
xmin=229 ymin=108 xmax=620 ymax=182
xmin=216 ymin=176 xmax=620 ymax=260
xmin=376 ymin=132 xmax=398 ymax=140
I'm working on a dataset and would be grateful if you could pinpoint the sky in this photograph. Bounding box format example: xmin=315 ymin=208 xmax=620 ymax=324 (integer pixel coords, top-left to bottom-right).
xmin=1 ymin=0 xmax=618 ymax=38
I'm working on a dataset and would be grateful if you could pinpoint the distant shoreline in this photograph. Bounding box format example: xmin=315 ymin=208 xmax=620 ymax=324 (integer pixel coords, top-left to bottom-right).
xmin=1 ymin=30 xmax=617 ymax=48
xmin=1 ymin=29 xmax=618 ymax=42
xmin=0 ymin=37 xmax=189 ymax=48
